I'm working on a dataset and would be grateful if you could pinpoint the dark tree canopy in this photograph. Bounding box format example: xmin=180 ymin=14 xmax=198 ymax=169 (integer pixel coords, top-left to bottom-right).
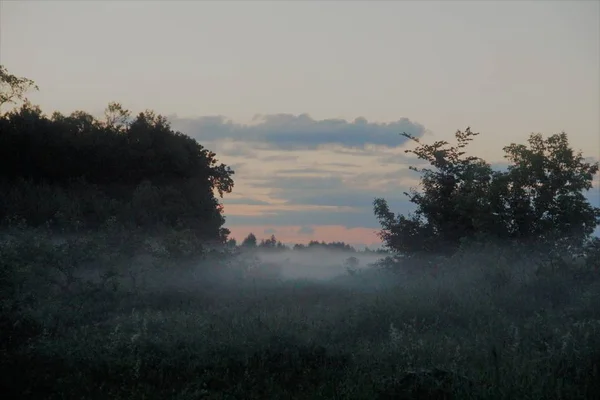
xmin=0 ymin=66 xmax=234 ymax=243
xmin=374 ymin=128 xmax=600 ymax=257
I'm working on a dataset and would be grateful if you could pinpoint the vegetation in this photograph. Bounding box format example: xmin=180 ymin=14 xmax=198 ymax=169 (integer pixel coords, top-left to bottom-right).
xmin=2 ymin=65 xmax=600 ymax=399
xmin=0 ymin=66 xmax=234 ymax=243
xmin=237 ymin=232 xmax=369 ymax=253
xmin=374 ymin=128 xmax=600 ymax=259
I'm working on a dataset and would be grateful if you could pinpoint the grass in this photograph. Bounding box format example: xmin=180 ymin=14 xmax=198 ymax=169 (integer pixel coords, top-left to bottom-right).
xmin=1 ymin=227 xmax=600 ymax=399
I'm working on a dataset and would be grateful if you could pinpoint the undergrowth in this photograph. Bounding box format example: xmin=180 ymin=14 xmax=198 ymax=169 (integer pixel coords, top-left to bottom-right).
xmin=1 ymin=226 xmax=599 ymax=400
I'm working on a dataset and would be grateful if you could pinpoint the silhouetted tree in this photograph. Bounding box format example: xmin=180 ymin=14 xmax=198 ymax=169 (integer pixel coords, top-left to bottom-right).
xmin=0 ymin=66 xmax=235 ymax=243
xmin=374 ymin=128 xmax=600 ymax=257
xmin=291 ymin=240 xmax=356 ymax=252
xmin=0 ymin=65 xmax=38 ymax=114
xmin=257 ymin=234 xmax=288 ymax=251
xmin=241 ymin=233 xmax=258 ymax=248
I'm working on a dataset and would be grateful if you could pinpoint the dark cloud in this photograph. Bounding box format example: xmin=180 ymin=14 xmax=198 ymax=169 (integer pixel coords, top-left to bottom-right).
xmin=298 ymin=226 xmax=315 ymax=235
xmin=169 ymin=113 xmax=427 ymax=150
xmin=264 ymin=228 xmax=277 ymax=235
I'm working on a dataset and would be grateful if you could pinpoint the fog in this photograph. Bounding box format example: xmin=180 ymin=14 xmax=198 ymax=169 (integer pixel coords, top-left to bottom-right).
xmin=4 ymin=228 xmax=600 ymax=399
xmin=253 ymin=249 xmax=386 ymax=281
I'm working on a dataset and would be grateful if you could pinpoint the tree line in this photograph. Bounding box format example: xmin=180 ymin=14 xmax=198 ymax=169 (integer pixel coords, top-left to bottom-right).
xmin=1 ymin=64 xmax=599 ymax=267
xmin=0 ymin=65 xmax=233 ymax=243
xmin=231 ymin=232 xmax=388 ymax=254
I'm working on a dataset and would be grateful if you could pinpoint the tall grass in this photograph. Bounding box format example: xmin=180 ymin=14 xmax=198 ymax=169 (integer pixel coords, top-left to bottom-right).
xmin=2 ymin=226 xmax=599 ymax=399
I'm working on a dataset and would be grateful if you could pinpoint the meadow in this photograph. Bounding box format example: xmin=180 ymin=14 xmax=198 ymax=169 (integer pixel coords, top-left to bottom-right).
xmin=2 ymin=224 xmax=599 ymax=400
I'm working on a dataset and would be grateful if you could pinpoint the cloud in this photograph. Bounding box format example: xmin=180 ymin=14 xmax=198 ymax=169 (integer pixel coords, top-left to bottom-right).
xmin=223 ymin=197 xmax=272 ymax=206
xmin=225 ymin=208 xmax=380 ymax=229
xmin=224 ymin=199 xmax=415 ymax=229
xmin=297 ymin=226 xmax=314 ymax=235
xmin=251 ymin=171 xmax=417 ymax=207
xmin=254 ymin=175 xmax=344 ymax=193
xmin=208 ymin=141 xmax=260 ymax=158
xmin=261 ymin=154 xmax=300 ymax=162
xmin=169 ymin=113 xmax=427 ymax=150
xmin=221 ymin=161 xmax=419 ymax=233
xmin=197 ymin=116 xmax=600 ymax=242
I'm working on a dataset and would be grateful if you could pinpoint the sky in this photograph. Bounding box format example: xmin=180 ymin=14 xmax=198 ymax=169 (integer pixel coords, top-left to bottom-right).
xmin=1 ymin=0 xmax=599 ymax=247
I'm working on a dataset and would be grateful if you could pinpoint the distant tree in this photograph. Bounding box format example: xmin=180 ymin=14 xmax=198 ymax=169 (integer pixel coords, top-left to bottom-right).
xmin=259 ymin=234 xmax=288 ymax=251
xmin=374 ymin=128 xmax=600 ymax=257
xmin=259 ymin=234 xmax=277 ymax=249
xmin=103 ymin=101 xmax=131 ymax=132
xmin=296 ymin=240 xmax=356 ymax=252
xmin=241 ymin=233 xmax=258 ymax=248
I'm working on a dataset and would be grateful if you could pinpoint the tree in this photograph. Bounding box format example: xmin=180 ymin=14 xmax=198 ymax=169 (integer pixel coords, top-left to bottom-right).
xmin=262 ymin=234 xmax=278 ymax=249
xmin=374 ymin=128 xmax=600 ymax=257
xmin=0 ymin=66 xmax=235 ymax=243
xmin=103 ymin=102 xmax=131 ymax=132
xmin=0 ymin=64 xmax=39 ymax=114
xmin=500 ymin=132 xmax=599 ymax=245
xmin=226 ymin=238 xmax=238 ymax=250
xmin=241 ymin=233 xmax=258 ymax=248
xmin=259 ymin=234 xmax=287 ymax=251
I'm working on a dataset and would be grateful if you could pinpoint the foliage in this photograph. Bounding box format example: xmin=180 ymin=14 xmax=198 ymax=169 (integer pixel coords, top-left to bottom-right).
xmin=238 ymin=233 xmax=361 ymax=253
xmin=2 ymin=64 xmax=600 ymax=399
xmin=374 ymin=128 xmax=600 ymax=257
xmin=0 ymin=66 xmax=234 ymax=243
xmin=0 ymin=64 xmax=39 ymax=114
xmin=241 ymin=232 xmax=258 ymax=248
xmin=294 ymin=240 xmax=357 ymax=252
xmin=258 ymin=234 xmax=288 ymax=251
xmin=2 ymin=229 xmax=600 ymax=399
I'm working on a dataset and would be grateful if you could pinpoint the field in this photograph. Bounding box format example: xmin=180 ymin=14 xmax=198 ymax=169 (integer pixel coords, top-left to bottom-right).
xmin=2 ymin=228 xmax=600 ymax=400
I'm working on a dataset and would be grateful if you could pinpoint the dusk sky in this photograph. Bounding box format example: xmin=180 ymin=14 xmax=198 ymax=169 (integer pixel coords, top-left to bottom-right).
xmin=2 ymin=1 xmax=599 ymax=247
